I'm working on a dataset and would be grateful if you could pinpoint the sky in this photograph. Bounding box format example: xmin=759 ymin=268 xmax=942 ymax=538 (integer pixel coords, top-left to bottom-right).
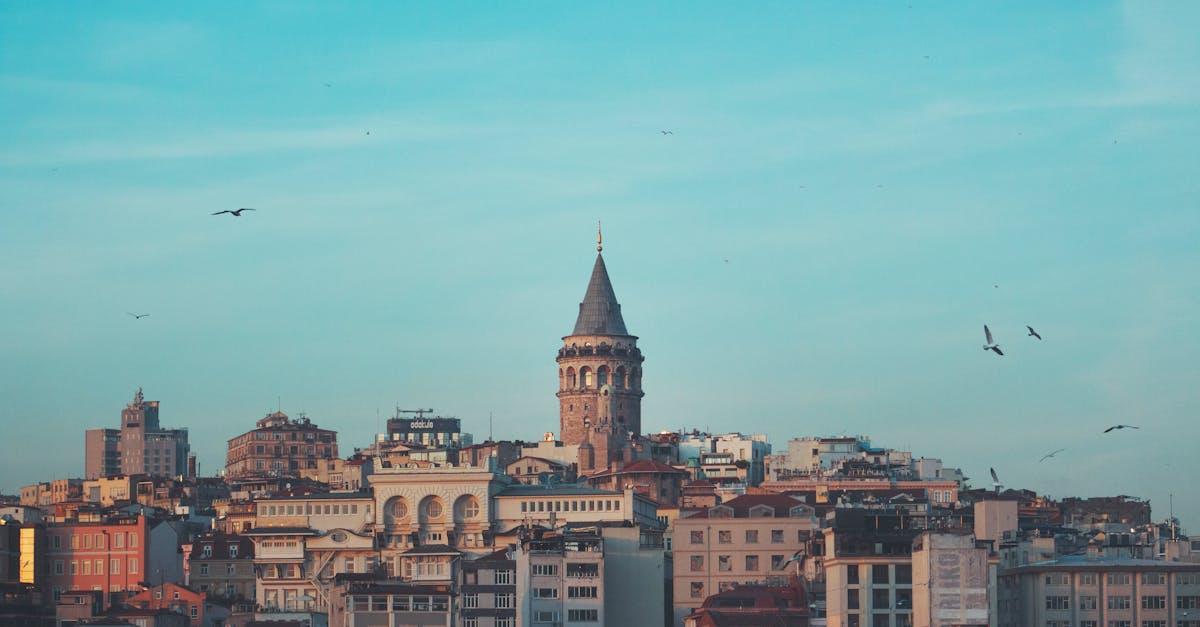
xmin=1 ymin=2 xmax=1198 ymax=526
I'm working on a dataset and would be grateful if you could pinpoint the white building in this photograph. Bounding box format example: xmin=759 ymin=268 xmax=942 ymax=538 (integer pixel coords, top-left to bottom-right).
xmin=678 ymin=432 xmax=771 ymax=486
xmin=492 ymin=485 xmax=659 ymax=533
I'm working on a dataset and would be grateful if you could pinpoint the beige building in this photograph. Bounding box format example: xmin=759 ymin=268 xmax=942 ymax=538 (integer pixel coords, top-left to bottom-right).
xmin=823 ymin=516 xmax=919 ymax=627
xmin=997 ymin=554 xmax=1200 ymax=627
xmin=492 ymin=485 xmax=659 ymax=536
xmin=84 ymin=388 xmax=191 ymax=479
xmin=671 ymin=494 xmax=818 ymax=625
xmin=224 ymin=411 xmax=337 ymax=479
xmin=516 ymin=527 xmax=606 ymax=627
xmin=505 ymin=455 xmax=574 ymax=485
xmin=912 ymin=531 xmax=991 ymax=627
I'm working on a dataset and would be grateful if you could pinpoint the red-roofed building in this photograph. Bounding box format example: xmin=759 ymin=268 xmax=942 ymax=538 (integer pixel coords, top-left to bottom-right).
xmin=672 ymin=495 xmax=819 ymax=625
xmin=683 ymin=579 xmax=810 ymax=627
xmin=585 ymin=459 xmax=688 ymax=506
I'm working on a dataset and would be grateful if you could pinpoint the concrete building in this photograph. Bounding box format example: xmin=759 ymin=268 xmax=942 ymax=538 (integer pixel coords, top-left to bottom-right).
xmin=224 ymin=411 xmax=338 ymax=479
xmin=125 ymin=582 xmax=229 ymax=627
xmin=597 ymin=522 xmax=670 ymax=627
xmin=185 ymin=532 xmax=255 ymax=602
xmin=683 ymin=580 xmax=810 ymax=627
xmin=997 ymin=554 xmax=1200 ymax=627
xmin=672 ymin=494 xmax=819 ymax=625
xmin=585 ymin=459 xmax=688 ymax=507
xmin=44 ymin=514 xmax=184 ymax=606
xmin=336 ymin=579 xmax=455 ymax=627
xmin=911 ymin=532 xmax=991 ymax=627
xmin=505 ymin=456 xmax=574 ymax=485
xmin=823 ymin=512 xmax=920 ymax=627
xmin=84 ymin=388 xmax=191 ymax=480
xmin=492 ymin=485 xmax=660 ymax=535
xmin=516 ymin=527 xmax=605 ymax=627
xmin=556 ymin=233 xmax=644 ymax=469
xmin=384 ymin=412 xmax=471 ymax=448
xmin=520 ymin=436 xmax=581 ymax=468
xmin=459 ymin=548 xmax=517 ymax=627
xmin=679 ymin=432 xmax=772 ymax=487
xmin=299 ymin=456 xmax=373 ymax=491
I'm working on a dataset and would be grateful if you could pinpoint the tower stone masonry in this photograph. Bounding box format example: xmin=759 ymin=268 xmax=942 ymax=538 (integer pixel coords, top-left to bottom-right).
xmin=556 ymin=234 xmax=644 ymax=462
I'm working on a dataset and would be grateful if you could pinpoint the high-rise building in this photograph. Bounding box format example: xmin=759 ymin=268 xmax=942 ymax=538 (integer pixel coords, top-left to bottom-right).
xmin=556 ymin=228 xmax=644 ymax=469
xmin=84 ymin=389 xmax=190 ymax=480
xmin=224 ymin=411 xmax=338 ymax=479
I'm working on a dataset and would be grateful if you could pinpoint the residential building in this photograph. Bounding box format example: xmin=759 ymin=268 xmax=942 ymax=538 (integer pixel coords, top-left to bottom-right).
xmin=125 ymin=582 xmax=229 ymax=627
xmin=683 ymin=579 xmax=810 ymax=627
xmin=459 ymin=548 xmax=516 ymax=627
xmin=84 ymin=388 xmax=191 ymax=480
xmin=597 ymin=522 xmax=670 ymax=627
xmin=224 ymin=411 xmax=337 ymax=479
xmin=671 ymin=494 xmax=819 ymax=625
xmin=679 ymin=432 xmax=772 ymax=487
xmin=384 ymin=412 xmax=471 ymax=448
xmin=822 ymin=512 xmax=920 ymax=627
xmin=516 ymin=527 xmax=605 ymax=627
xmin=335 ymin=578 xmax=455 ymax=627
xmin=585 ymin=459 xmax=688 ymax=507
xmin=43 ymin=514 xmax=184 ymax=607
xmin=185 ymin=532 xmax=255 ymax=602
xmin=298 ymin=456 xmax=372 ymax=491
xmin=505 ymin=456 xmax=575 ymax=485
xmin=370 ymin=463 xmax=507 ymax=558
xmin=520 ymin=436 xmax=581 ymax=469
xmin=997 ymin=554 xmax=1200 ymax=627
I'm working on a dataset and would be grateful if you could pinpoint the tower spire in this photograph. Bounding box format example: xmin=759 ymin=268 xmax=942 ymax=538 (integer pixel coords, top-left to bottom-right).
xmin=597 ymin=220 xmax=603 ymax=253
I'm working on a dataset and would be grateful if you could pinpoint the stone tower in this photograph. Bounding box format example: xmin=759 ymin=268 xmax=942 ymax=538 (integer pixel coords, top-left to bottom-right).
xmin=557 ymin=227 xmax=644 ymax=461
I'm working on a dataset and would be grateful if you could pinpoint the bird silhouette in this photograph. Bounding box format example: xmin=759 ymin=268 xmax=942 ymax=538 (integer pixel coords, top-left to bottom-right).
xmin=990 ymin=467 xmax=1002 ymax=491
xmin=1104 ymin=424 xmax=1139 ymax=433
xmin=1027 ymin=326 xmax=1042 ymax=340
xmin=126 ymin=312 xmax=150 ymax=320
xmin=1039 ymin=448 xmax=1066 ymax=462
xmin=983 ymin=325 xmax=1003 ymax=355
xmin=660 ymin=130 xmax=673 ymax=135
xmin=212 ymin=208 xmax=255 ymax=217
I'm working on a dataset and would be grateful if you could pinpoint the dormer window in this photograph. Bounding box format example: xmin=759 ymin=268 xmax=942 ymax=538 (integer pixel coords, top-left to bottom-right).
xmin=228 ymin=545 xmax=238 ymax=558
xmin=201 ymin=545 xmax=212 ymax=558
xmin=708 ymin=505 xmax=734 ymax=518
xmin=748 ymin=505 xmax=774 ymax=518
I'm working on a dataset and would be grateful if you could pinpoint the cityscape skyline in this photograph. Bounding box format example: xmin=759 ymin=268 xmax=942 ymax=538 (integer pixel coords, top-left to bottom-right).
xmin=3 ymin=1 xmax=1199 ymax=529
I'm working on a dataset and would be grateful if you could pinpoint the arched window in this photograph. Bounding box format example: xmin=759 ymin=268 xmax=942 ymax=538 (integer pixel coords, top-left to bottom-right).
xmin=580 ymin=367 xmax=593 ymax=388
xmin=558 ymin=368 xmax=564 ymax=390
xmin=632 ymin=367 xmax=641 ymax=390
xmin=597 ymin=366 xmax=608 ymax=386
xmin=384 ymin=497 xmax=408 ymax=525
xmin=419 ymin=496 xmax=444 ymax=523
xmin=614 ymin=366 xmax=626 ymax=389
xmin=454 ymin=495 xmax=480 ymax=522
xmin=566 ymin=367 xmax=576 ymax=388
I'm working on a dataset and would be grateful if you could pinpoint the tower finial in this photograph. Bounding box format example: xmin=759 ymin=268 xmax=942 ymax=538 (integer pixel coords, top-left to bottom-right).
xmin=597 ymin=220 xmax=603 ymax=253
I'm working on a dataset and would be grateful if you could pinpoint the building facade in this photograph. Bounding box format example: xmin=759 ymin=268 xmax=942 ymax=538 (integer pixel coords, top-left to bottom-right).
xmin=516 ymin=527 xmax=606 ymax=627
xmin=84 ymin=389 xmax=191 ymax=480
xmin=185 ymin=532 xmax=255 ymax=602
xmin=459 ymin=548 xmax=517 ymax=627
xmin=224 ymin=411 xmax=338 ymax=479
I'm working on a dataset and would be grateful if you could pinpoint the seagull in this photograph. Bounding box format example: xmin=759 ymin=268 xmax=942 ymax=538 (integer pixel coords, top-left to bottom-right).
xmin=365 ymin=131 xmax=371 ymax=135
xmin=1104 ymin=424 xmax=1139 ymax=433
xmin=126 ymin=312 xmax=150 ymax=320
xmin=1039 ymin=448 xmax=1066 ymax=462
xmin=990 ymin=467 xmax=1002 ymax=490
xmin=323 ymin=82 xmax=332 ymax=87
xmin=1027 ymin=325 xmax=1042 ymax=340
xmin=660 ymin=130 xmax=673 ymax=135
xmin=983 ymin=325 xmax=1003 ymax=355
xmin=212 ymin=208 xmax=255 ymax=217
xmin=723 ymin=258 xmax=730 ymax=264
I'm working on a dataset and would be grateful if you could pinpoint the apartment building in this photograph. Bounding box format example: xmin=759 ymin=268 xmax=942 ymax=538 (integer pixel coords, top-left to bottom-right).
xmin=224 ymin=411 xmax=337 ymax=479
xmin=84 ymin=389 xmax=191 ymax=480
xmin=516 ymin=527 xmax=606 ymax=626
xmin=672 ymin=494 xmax=818 ymax=625
xmin=823 ymin=513 xmax=920 ymax=627
xmin=185 ymin=532 xmax=255 ymax=602
xmin=492 ymin=485 xmax=660 ymax=533
xmin=43 ymin=514 xmax=184 ymax=606
xmin=997 ymin=554 xmax=1200 ymax=627
xmin=370 ymin=463 xmax=506 ymax=557
xmin=459 ymin=548 xmax=517 ymax=627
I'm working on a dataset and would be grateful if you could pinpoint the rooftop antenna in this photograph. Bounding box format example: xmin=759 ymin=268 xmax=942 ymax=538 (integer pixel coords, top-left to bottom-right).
xmin=489 ymin=411 xmax=494 ymax=442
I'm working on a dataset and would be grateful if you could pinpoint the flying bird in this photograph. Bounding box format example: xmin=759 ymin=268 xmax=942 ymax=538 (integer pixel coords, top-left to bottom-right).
xmin=660 ymin=130 xmax=673 ymax=135
xmin=212 ymin=208 xmax=255 ymax=217
xmin=1104 ymin=424 xmax=1139 ymax=433
xmin=989 ymin=467 xmax=1001 ymax=489
xmin=126 ymin=312 xmax=150 ymax=320
xmin=983 ymin=325 xmax=1003 ymax=355
xmin=1027 ymin=326 xmax=1042 ymax=340
xmin=1039 ymin=448 xmax=1066 ymax=462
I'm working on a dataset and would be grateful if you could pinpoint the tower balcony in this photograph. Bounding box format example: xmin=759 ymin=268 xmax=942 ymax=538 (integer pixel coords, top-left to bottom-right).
xmin=557 ymin=343 xmax=643 ymax=360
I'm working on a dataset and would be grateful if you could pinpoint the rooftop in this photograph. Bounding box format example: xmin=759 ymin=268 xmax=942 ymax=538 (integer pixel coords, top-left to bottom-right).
xmin=571 ymin=253 xmax=629 ymax=336
xmin=498 ymin=485 xmax=620 ymax=497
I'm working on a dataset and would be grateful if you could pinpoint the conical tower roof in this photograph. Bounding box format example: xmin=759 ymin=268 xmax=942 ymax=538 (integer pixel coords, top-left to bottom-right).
xmin=572 ymin=253 xmax=629 ymax=336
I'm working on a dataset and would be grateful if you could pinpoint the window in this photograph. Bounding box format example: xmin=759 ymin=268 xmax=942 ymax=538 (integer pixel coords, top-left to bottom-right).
xmin=1081 ymin=573 xmax=1096 ymax=585
xmin=718 ymin=530 xmax=732 ymax=544
xmin=745 ymin=555 xmax=759 ymax=571
xmin=113 ymin=534 xmax=123 ymax=548
xmin=1140 ymin=621 xmax=1166 ymax=627
xmin=497 ymin=619 xmax=513 ymax=627
xmin=83 ymin=561 xmax=91 ymax=575
xmin=567 ymin=563 xmax=599 ymax=577
xmin=534 ymin=610 xmax=560 ymax=623
xmin=745 ymin=530 xmax=759 ymax=544
xmin=1107 ymin=622 xmax=1131 ymax=627
xmin=129 ymin=533 xmax=137 ymax=547
xmin=873 ymin=588 xmax=891 ymax=609
xmin=690 ymin=555 xmax=704 ymax=572
xmin=495 ymin=570 xmax=513 ymax=585
xmin=534 ymin=587 xmax=559 ymax=599
xmin=771 ymin=554 xmax=786 ymax=570
xmin=1107 ymin=596 xmax=1131 ymax=610
xmin=568 ymin=586 xmax=598 ymax=598
xmin=226 ymin=563 xmax=236 ymax=576
xmin=873 ymin=614 xmax=890 ymax=627
xmin=1046 ymin=573 xmax=1069 ymax=585
xmin=895 ymin=588 xmax=912 ymax=609
xmin=1046 ymin=596 xmax=1070 ymax=610
xmin=1141 ymin=596 xmax=1165 ymax=609
xmin=848 ymin=588 xmax=860 ymax=609
xmin=190 ymin=606 xmax=198 ymax=618
xmin=691 ymin=581 xmax=705 ymax=598
xmin=873 ymin=564 xmax=890 ymax=584
xmin=896 ymin=564 xmax=912 ymax=584
xmin=462 ymin=593 xmax=478 ymax=608
xmin=1107 ymin=573 xmax=1131 ymax=585
xmin=1080 ymin=595 xmax=1098 ymax=610
xmin=129 ymin=558 xmax=138 ymax=574
xmin=495 ymin=593 xmax=514 ymax=608
xmin=532 ymin=564 xmax=558 ymax=576
xmin=1081 ymin=622 xmax=1098 ymax=627
xmin=771 ymin=529 xmax=784 ymax=544
xmin=568 ymin=609 xmax=599 ymax=622
xmin=690 ymin=530 xmax=704 ymax=544
xmin=1181 ymin=596 xmax=1200 ymax=609
xmin=847 ymin=565 xmax=860 ymax=584
xmin=70 ymin=561 xmax=77 ymax=575
xmin=718 ymin=555 xmax=731 ymax=572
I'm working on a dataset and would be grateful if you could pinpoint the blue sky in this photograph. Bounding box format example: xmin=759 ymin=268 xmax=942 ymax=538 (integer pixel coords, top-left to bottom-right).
xmin=1 ymin=2 xmax=1197 ymax=525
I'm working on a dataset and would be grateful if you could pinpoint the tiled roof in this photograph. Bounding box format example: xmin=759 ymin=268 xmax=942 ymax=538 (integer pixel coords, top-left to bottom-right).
xmin=498 ymin=485 xmax=619 ymax=497
xmin=590 ymin=460 xmax=687 ymax=477
xmin=572 ymin=254 xmax=629 ymax=336
xmin=402 ymin=544 xmax=462 ymax=555
xmin=685 ymin=494 xmax=811 ymax=519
